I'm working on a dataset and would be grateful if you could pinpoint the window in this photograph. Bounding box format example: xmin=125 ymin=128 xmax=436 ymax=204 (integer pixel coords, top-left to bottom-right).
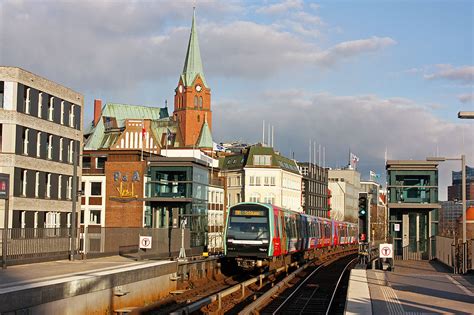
xmin=199 ymin=96 xmax=203 ymax=109
xmin=194 ymin=96 xmax=198 ymax=108
xmin=256 ymin=176 xmax=261 ymax=186
xmin=83 ymin=157 xmax=91 ymax=169
xmin=58 ymin=175 xmax=62 ymax=199
xmin=48 ymin=96 xmax=54 ymax=121
xmin=271 ymin=177 xmax=276 ymax=186
xmin=35 ymin=172 xmax=39 ymax=197
xmin=46 ymin=174 xmax=51 ymax=198
xmin=47 ymin=135 xmax=52 ymax=159
xmin=264 ymin=176 xmax=269 ymax=186
xmin=90 ymin=182 xmax=102 ymax=196
xmin=23 ymin=128 xmax=29 ymax=155
xmin=197 ymin=115 xmax=200 ymax=122
xmin=254 ymin=155 xmax=272 ymax=166
xmin=250 ymin=193 xmax=260 ymax=203
xmin=249 ymin=176 xmax=255 ymax=186
xmin=69 ymin=140 xmax=73 ymax=163
xmin=80 ymin=210 xmax=85 ymax=224
xmin=237 ymin=193 xmax=241 ymax=203
xmin=69 ymin=105 xmax=75 ymax=127
xmin=38 ymin=92 xmax=42 ymax=118
xmin=24 ymin=87 xmax=30 ymax=114
xmin=96 ymin=157 xmax=106 ymax=169
xmin=67 ymin=177 xmax=72 ymax=199
xmin=21 ymin=169 xmax=27 ymax=196
xmin=59 ymin=138 xmax=63 ymax=161
xmin=81 ymin=181 xmax=85 ymax=195
xmin=36 ymin=132 xmax=41 ymax=157
xmin=60 ymin=101 xmax=64 ymax=124
xmin=90 ymin=210 xmax=101 ymax=224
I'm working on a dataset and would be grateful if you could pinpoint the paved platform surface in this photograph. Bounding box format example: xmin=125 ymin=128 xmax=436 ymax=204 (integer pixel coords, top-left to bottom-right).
xmin=0 ymin=256 xmax=167 ymax=289
xmin=367 ymin=260 xmax=474 ymax=314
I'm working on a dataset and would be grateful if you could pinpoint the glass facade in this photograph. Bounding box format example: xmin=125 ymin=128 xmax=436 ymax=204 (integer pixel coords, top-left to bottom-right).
xmin=146 ymin=163 xmax=209 ymax=247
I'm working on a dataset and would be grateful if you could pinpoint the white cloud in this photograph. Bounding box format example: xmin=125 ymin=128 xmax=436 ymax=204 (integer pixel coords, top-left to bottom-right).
xmin=213 ymin=90 xmax=474 ymax=199
xmin=424 ymin=65 xmax=474 ymax=84
xmin=458 ymin=93 xmax=473 ymax=103
xmin=256 ymin=0 xmax=303 ymax=15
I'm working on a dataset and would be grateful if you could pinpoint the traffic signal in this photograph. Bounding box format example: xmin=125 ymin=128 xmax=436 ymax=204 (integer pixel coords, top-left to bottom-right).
xmin=358 ymin=192 xmax=368 ymax=243
xmin=358 ymin=194 xmax=367 ymax=218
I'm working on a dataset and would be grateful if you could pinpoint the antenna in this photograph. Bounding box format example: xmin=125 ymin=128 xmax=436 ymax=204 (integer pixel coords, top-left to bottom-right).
xmin=318 ymin=144 xmax=321 ymax=166
xmin=309 ymin=139 xmax=311 ymax=166
xmin=271 ymin=125 xmax=274 ymax=148
xmin=262 ymin=120 xmax=265 ymax=146
xmin=323 ymin=146 xmax=326 ymax=168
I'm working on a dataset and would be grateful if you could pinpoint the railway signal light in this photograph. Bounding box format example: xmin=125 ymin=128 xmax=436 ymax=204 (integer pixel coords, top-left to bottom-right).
xmin=358 ymin=192 xmax=369 ymax=243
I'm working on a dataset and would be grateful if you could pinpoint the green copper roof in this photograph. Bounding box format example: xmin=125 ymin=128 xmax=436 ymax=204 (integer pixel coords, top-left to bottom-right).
xmin=196 ymin=119 xmax=213 ymax=148
xmin=85 ymin=103 xmax=168 ymax=150
xmin=181 ymin=9 xmax=207 ymax=87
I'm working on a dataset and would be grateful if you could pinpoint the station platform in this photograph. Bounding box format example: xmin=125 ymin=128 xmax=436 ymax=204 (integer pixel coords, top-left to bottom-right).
xmin=346 ymin=260 xmax=474 ymax=314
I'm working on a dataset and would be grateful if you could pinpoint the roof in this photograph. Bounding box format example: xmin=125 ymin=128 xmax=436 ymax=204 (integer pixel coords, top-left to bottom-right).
xmin=220 ymin=145 xmax=300 ymax=174
xmin=85 ymin=103 xmax=169 ymax=150
xmin=181 ymin=9 xmax=207 ymax=88
xmin=196 ymin=120 xmax=213 ymax=148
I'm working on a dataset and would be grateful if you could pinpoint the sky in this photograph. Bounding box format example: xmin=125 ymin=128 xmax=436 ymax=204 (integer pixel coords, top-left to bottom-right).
xmin=1 ymin=0 xmax=473 ymax=200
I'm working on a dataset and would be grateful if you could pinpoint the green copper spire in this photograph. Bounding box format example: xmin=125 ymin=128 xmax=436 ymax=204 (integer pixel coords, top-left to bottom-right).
xmin=181 ymin=9 xmax=207 ymax=87
xmin=197 ymin=118 xmax=213 ymax=148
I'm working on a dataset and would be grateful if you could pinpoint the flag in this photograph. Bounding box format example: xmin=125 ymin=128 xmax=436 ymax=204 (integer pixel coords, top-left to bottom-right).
xmin=350 ymin=152 xmax=359 ymax=169
xmin=213 ymin=142 xmax=225 ymax=152
xmin=141 ymin=125 xmax=146 ymax=138
xmin=370 ymin=170 xmax=380 ymax=181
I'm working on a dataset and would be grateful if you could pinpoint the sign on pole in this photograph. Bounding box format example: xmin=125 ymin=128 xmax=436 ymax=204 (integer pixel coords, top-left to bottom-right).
xmin=379 ymin=243 xmax=393 ymax=258
xmin=139 ymin=236 xmax=152 ymax=249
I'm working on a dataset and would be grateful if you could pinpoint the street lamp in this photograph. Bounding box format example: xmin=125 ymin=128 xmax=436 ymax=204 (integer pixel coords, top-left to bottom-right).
xmin=426 ymin=156 xmax=466 ymax=244
xmin=458 ymin=111 xmax=474 ymax=119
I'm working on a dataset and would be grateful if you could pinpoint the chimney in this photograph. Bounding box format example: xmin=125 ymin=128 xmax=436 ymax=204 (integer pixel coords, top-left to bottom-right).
xmin=94 ymin=99 xmax=102 ymax=126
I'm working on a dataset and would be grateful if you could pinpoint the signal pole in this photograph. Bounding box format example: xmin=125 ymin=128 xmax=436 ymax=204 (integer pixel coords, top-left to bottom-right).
xmin=358 ymin=192 xmax=369 ymax=265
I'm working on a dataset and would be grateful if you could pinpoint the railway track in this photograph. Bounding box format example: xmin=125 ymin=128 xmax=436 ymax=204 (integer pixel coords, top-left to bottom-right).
xmin=254 ymin=255 xmax=357 ymax=315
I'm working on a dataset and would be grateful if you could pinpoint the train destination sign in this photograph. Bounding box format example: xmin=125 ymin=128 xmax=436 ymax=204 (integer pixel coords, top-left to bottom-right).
xmin=0 ymin=173 xmax=9 ymax=199
xmin=233 ymin=210 xmax=265 ymax=217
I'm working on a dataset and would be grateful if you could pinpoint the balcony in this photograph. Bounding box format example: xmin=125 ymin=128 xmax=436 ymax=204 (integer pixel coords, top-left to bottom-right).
xmin=146 ymin=181 xmax=191 ymax=199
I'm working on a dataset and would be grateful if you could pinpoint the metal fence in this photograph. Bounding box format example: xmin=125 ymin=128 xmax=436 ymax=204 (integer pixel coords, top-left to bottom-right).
xmin=1 ymin=227 xmax=193 ymax=266
xmin=435 ymin=235 xmax=472 ymax=274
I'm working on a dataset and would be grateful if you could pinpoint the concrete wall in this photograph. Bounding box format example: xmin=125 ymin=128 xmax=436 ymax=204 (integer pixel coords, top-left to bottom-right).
xmin=0 ymin=261 xmax=177 ymax=314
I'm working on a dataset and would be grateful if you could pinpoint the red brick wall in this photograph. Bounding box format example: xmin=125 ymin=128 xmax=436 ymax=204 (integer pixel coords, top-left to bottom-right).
xmin=105 ymin=160 xmax=146 ymax=227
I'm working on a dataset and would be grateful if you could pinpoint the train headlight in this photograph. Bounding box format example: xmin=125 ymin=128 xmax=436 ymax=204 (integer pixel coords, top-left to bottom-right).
xmin=261 ymin=239 xmax=269 ymax=244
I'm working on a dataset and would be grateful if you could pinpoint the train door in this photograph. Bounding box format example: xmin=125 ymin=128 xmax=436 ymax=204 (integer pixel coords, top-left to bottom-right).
xmin=273 ymin=208 xmax=281 ymax=256
xmin=280 ymin=210 xmax=287 ymax=254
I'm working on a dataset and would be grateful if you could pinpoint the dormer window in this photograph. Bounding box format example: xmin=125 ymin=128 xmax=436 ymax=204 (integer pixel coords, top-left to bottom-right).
xmin=48 ymin=96 xmax=54 ymax=121
xmin=254 ymin=155 xmax=272 ymax=166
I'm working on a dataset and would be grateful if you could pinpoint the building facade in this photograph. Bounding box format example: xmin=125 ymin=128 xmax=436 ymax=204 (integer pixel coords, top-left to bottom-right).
xmin=220 ymin=145 xmax=303 ymax=212
xmin=298 ymin=162 xmax=329 ymax=217
xmin=328 ymin=168 xmax=361 ymax=222
xmin=447 ymin=165 xmax=474 ymax=201
xmin=0 ymin=67 xmax=83 ymax=229
xmin=386 ymin=160 xmax=440 ymax=260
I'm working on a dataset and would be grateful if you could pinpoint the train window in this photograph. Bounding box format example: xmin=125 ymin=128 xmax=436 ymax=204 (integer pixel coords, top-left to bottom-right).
xmin=274 ymin=214 xmax=280 ymax=237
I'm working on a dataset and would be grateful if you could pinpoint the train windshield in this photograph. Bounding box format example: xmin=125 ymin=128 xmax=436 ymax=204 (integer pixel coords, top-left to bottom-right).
xmin=227 ymin=207 xmax=269 ymax=240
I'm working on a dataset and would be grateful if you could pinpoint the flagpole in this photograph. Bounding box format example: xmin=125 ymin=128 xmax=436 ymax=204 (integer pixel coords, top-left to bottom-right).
xmin=141 ymin=119 xmax=144 ymax=161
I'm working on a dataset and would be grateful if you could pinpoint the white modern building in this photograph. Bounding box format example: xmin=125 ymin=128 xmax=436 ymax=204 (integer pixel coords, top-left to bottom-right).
xmin=328 ymin=168 xmax=361 ymax=222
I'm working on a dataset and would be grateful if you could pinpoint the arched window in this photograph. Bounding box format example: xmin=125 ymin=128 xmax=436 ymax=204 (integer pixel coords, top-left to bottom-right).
xmin=197 ymin=115 xmax=200 ymax=122
xmin=199 ymin=96 xmax=203 ymax=109
xmin=194 ymin=96 xmax=198 ymax=108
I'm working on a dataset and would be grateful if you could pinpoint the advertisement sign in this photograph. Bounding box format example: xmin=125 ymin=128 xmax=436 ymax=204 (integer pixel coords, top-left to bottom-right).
xmin=0 ymin=173 xmax=9 ymax=199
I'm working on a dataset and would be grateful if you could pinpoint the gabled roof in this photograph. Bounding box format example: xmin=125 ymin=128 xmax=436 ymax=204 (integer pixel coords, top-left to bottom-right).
xmin=85 ymin=103 xmax=168 ymax=150
xmin=196 ymin=120 xmax=213 ymax=148
xmin=181 ymin=9 xmax=207 ymax=88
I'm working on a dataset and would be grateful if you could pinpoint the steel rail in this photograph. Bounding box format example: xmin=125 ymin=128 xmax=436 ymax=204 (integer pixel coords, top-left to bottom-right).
xmin=270 ymin=262 xmax=327 ymax=314
xmin=325 ymin=257 xmax=358 ymax=315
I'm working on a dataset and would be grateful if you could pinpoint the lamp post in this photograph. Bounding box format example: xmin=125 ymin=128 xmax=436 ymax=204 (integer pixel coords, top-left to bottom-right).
xmin=426 ymin=156 xmax=466 ymax=244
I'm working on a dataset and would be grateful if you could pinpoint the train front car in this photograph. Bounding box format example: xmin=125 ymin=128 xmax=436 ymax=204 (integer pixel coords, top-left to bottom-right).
xmin=224 ymin=203 xmax=273 ymax=269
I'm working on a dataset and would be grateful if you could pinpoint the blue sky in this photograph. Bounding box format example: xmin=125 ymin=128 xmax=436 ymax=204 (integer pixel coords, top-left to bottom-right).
xmin=1 ymin=0 xmax=473 ymax=199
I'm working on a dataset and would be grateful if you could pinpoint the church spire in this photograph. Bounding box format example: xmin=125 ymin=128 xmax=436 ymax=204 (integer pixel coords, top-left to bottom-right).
xmin=181 ymin=8 xmax=207 ymax=87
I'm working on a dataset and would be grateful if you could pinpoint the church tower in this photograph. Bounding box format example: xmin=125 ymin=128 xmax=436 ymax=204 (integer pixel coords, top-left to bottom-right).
xmin=173 ymin=9 xmax=212 ymax=148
